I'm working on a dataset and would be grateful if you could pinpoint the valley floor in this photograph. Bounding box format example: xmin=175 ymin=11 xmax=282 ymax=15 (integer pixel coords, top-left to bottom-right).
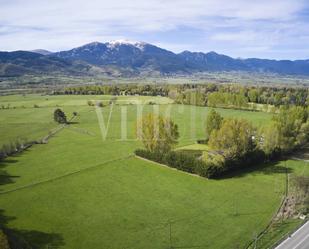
xmin=0 ymin=94 xmax=305 ymax=249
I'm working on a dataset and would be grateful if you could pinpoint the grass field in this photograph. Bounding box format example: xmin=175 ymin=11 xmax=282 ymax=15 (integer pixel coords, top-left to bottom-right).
xmin=0 ymin=94 xmax=295 ymax=249
xmin=0 ymin=94 xmax=173 ymax=147
xmin=252 ymin=159 xmax=309 ymax=248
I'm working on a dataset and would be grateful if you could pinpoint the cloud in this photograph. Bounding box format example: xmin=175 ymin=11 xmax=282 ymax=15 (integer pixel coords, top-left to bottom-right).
xmin=0 ymin=0 xmax=308 ymax=59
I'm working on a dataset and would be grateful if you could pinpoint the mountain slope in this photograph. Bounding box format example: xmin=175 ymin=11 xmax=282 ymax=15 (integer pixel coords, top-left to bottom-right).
xmin=179 ymin=51 xmax=309 ymax=75
xmin=244 ymin=58 xmax=309 ymax=75
xmin=30 ymin=49 xmax=53 ymax=55
xmin=178 ymin=51 xmax=248 ymax=71
xmin=0 ymin=51 xmax=92 ymax=76
xmin=53 ymin=41 xmax=309 ymax=76
xmin=1 ymin=41 xmax=309 ymax=77
xmin=52 ymin=41 xmax=192 ymax=74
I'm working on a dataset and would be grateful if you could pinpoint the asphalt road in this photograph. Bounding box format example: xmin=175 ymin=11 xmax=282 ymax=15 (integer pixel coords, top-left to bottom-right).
xmin=275 ymin=221 xmax=309 ymax=249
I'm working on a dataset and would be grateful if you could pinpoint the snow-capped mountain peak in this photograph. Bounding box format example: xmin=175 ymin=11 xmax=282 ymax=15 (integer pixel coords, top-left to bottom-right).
xmin=107 ymin=39 xmax=148 ymax=50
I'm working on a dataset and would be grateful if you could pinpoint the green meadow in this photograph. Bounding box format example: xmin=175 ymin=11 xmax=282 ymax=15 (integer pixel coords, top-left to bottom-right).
xmin=0 ymin=94 xmax=304 ymax=249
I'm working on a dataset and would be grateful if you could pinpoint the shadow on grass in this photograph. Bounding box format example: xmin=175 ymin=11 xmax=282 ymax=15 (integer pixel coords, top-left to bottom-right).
xmin=0 ymin=158 xmax=65 ymax=248
xmin=6 ymin=229 xmax=64 ymax=249
xmin=291 ymin=146 xmax=309 ymax=161
xmin=0 ymin=209 xmax=64 ymax=249
xmin=0 ymin=159 xmax=20 ymax=186
xmin=67 ymin=121 xmax=79 ymax=125
xmin=216 ymin=160 xmax=293 ymax=180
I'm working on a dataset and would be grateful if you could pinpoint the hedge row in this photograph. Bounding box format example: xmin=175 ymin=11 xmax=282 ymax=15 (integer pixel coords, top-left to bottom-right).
xmin=0 ymin=139 xmax=35 ymax=161
xmin=0 ymin=139 xmax=58 ymax=161
xmin=135 ymin=148 xmax=283 ymax=179
xmin=135 ymin=149 xmax=223 ymax=178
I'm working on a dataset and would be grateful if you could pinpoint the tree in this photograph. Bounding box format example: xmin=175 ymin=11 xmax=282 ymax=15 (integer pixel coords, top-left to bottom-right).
xmin=296 ymin=121 xmax=309 ymax=146
xmin=208 ymin=118 xmax=255 ymax=158
xmin=54 ymin=109 xmax=67 ymax=124
xmin=137 ymin=113 xmax=179 ymax=153
xmin=257 ymin=106 xmax=309 ymax=156
xmin=248 ymin=89 xmax=259 ymax=103
xmin=206 ymin=109 xmax=223 ymax=138
xmin=272 ymin=106 xmax=308 ymax=152
xmin=207 ymin=92 xmax=248 ymax=108
xmin=259 ymin=122 xmax=280 ymax=156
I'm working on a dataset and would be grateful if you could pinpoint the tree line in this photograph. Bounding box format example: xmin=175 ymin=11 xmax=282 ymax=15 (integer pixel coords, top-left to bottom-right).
xmin=53 ymin=84 xmax=169 ymax=96
xmin=172 ymin=83 xmax=308 ymax=107
xmin=53 ymin=83 xmax=308 ymax=110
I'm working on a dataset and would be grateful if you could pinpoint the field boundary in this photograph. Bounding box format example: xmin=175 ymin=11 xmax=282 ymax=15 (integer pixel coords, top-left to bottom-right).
xmin=0 ymin=115 xmax=79 ymax=161
xmin=0 ymin=155 xmax=133 ymax=195
xmin=0 ymin=123 xmax=66 ymax=161
xmin=40 ymin=123 xmax=67 ymax=143
xmin=66 ymin=126 xmax=96 ymax=136
xmin=135 ymin=155 xmax=205 ymax=179
xmin=244 ymin=161 xmax=289 ymax=249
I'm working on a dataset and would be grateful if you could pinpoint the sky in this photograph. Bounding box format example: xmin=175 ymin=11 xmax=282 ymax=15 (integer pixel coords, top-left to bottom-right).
xmin=1 ymin=0 xmax=309 ymax=59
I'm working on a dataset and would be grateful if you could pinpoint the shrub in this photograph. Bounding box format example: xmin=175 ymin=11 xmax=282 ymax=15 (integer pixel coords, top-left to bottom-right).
xmin=136 ymin=146 xmax=274 ymax=179
xmin=87 ymin=100 xmax=95 ymax=106
xmin=174 ymin=152 xmax=195 ymax=173
xmin=14 ymin=139 xmax=22 ymax=151
xmin=204 ymin=163 xmax=225 ymax=178
xmin=2 ymin=143 xmax=13 ymax=156
xmin=163 ymin=151 xmax=178 ymax=168
xmin=135 ymin=149 xmax=216 ymax=178
xmin=96 ymin=101 xmax=104 ymax=107
xmin=194 ymin=159 xmax=209 ymax=177
xmin=0 ymin=139 xmax=25 ymax=159
xmin=135 ymin=149 xmax=164 ymax=163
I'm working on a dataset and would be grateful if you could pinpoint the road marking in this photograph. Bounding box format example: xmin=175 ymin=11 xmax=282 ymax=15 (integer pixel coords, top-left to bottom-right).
xmin=292 ymin=233 xmax=309 ymax=249
xmin=275 ymin=222 xmax=309 ymax=249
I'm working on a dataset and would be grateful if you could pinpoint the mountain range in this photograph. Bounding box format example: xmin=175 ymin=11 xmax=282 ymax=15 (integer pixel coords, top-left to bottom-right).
xmin=1 ymin=40 xmax=309 ymax=77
